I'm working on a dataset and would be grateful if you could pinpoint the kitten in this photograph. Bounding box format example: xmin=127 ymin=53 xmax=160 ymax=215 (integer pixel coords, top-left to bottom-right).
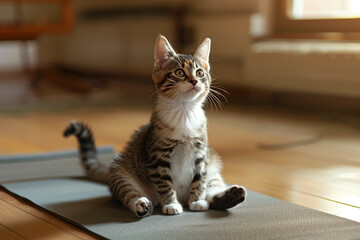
xmin=64 ymin=35 xmax=246 ymax=217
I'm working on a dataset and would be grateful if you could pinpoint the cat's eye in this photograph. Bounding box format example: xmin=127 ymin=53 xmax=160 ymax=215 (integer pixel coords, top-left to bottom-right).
xmin=196 ymin=69 xmax=204 ymax=77
xmin=175 ymin=69 xmax=185 ymax=77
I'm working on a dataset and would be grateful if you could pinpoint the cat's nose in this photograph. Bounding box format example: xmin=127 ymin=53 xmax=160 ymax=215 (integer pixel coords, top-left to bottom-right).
xmin=189 ymin=79 xmax=198 ymax=86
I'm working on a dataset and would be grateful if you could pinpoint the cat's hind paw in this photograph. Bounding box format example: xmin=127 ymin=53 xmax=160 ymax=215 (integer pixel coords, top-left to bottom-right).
xmin=135 ymin=197 xmax=153 ymax=218
xmin=210 ymin=185 xmax=246 ymax=210
xmin=189 ymin=200 xmax=209 ymax=211
xmin=162 ymin=203 xmax=183 ymax=215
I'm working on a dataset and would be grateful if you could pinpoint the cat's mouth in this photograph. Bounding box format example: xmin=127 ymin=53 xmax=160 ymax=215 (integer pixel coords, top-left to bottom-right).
xmin=181 ymin=85 xmax=204 ymax=100
xmin=187 ymin=85 xmax=202 ymax=93
xmin=185 ymin=88 xmax=201 ymax=98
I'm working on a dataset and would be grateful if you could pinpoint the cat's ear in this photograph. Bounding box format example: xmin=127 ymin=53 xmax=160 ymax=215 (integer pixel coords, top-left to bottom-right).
xmin=194 ymin=38 xmax=211 ymax=71
xmin=154 ymin=35 xmax=177 ymax=68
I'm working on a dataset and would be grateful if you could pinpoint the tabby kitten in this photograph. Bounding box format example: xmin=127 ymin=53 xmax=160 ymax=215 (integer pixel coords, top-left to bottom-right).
xmin=64 ymin=35 xmax=246 ymax=217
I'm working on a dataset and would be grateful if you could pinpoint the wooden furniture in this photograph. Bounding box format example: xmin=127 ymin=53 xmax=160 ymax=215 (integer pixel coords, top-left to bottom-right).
xmin=0 ymin=0 xmax=74 ymax=76
xmin=0 ymin=0 xmax=74 ymax=41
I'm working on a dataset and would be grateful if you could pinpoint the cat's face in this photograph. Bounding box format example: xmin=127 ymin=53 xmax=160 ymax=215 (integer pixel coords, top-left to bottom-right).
xmin=152 ymin=36 xmax=211 ymax=103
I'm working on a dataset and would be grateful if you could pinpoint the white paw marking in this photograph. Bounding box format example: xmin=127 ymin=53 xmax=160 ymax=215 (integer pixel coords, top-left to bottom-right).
xmin=189 ymin=200 xmax=209 ymax=211
xmin=135 ymin=197 xmax=149 ymax=212
xmin=135 ymin=197 xmax=153 ymax=217
xmin=162 ymin=203 xmax=183 ymax=215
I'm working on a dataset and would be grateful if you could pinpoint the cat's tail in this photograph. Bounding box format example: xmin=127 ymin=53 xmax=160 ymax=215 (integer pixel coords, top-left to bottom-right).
xmin=63 ymin=121 xmax=109 ymax=183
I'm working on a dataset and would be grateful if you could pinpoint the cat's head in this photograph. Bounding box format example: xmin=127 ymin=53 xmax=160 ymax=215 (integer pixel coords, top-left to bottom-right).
xmin=152 ymin=35 xmax=211 ymax=103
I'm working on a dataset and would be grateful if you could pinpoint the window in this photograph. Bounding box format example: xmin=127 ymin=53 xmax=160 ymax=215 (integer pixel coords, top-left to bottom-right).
xmin=291 ymin=0 xmax=360 ymax=19
xmin=274 ymin=0 xmax=360 ymax=37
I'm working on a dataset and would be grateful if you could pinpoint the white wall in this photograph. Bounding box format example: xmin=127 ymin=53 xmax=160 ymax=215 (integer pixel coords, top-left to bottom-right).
xmin=0 ymin=42 xmax=37 ymax=71
xmin=245 ymin=41 xmax=360 ymax=97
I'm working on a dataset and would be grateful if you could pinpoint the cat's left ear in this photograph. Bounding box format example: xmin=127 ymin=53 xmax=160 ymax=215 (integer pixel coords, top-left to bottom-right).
xmin=154 ymin=35 xmax=177 ymax=68
xmin=194 ymin=38 xmax=211 ymax=71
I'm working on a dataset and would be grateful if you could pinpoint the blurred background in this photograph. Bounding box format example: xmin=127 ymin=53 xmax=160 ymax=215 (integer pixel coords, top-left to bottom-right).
xmin=1 ymin=0 xmax=360 ymax=108
xmin=1 ymin=0 xmax=360 ymax=222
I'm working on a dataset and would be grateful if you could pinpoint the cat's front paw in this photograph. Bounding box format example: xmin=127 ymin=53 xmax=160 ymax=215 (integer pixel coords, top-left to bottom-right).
xmin=189 ymin=200 xmax=209 ymax=211
xmin=162 ymin=203 xmax=183 ymax=215
xmin=135 ymin=197 xmax=153 ymax=218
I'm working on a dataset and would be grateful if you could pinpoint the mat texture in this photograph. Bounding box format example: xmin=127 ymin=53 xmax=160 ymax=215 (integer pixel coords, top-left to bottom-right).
xmin=1 ymin=147 xmax=360 ymax=240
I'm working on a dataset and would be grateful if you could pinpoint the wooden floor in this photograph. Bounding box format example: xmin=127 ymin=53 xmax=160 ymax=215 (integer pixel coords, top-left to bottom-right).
xmin=0 ymin=188 xmax=100 ymax=240
xmin=1 ymin=94 xmax=360 ymax=238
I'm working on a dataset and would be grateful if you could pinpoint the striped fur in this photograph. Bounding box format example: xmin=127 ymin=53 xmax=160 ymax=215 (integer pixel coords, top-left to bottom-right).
xmin=64 ymin=35 xmax=246 ymax=218
xmin=63 ymin=121 xmax=109 ymax=182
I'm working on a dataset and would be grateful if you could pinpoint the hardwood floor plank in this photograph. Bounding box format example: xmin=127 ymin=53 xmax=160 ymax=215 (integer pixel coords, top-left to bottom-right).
xmin=0 ymin=189 xmax=100 ymax=240
xmin=0 ymin=198 xmax=81 ymax=239
xmin=222 ymin=153 xmax=360 ymax=208
xmin=0 ymin=224 xmax=26 ymax=240
xmin=223 ymin=168 xmax=360 ymax=223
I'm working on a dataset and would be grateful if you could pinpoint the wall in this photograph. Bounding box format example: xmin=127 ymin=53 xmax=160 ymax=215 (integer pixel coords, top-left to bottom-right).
xmin=245 ymin=41 xmax=360 ymax=97
xmin=38 ymin=0 xmax=176 ymax=75
xmin=31 ymin=0 xmax=360 ymax=97
xmin=37 ymin=0 xmax=258 ymax=84
xmin=243 ymin=0 xmax=360 ymax=97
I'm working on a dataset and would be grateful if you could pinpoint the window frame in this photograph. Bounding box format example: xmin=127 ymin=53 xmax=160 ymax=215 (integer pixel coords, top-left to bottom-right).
xmin=274 ymin=0 xmax=360 ymax=36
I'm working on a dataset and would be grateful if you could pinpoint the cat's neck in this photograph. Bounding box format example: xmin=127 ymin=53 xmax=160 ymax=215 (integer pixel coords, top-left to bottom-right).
xmin=154 ymin=96 xmax=207 ymax=139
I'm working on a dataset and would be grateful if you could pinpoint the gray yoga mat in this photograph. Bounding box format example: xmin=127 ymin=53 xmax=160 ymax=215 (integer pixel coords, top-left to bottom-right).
xmin=1 ymin=147 xmax=360 ymax=240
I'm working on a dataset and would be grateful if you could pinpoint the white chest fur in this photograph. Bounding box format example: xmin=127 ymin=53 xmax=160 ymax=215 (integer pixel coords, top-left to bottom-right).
xmin=156 ymin=96 xmax=207 ymax=204
xmin=170 ymin=143 xmax=196 ymax=204
xmin=156 ymin=97 xmax=207 ymax=139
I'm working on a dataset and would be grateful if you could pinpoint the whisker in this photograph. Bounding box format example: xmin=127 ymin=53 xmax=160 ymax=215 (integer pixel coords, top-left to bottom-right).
xmin=208 ymin=91 xmax=223 ymax=110
xmin=211 ymin=85 xmax=229 ymax=95
xmin=211 ymin=94 xmax=222 ymax=110
xmin=206 ymin=92 xmax=220 ymax=111
xmin=210 ymin=88 xmax=228 ymax=103
xmin=206 ymin=93 xmax=216 ymax=111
